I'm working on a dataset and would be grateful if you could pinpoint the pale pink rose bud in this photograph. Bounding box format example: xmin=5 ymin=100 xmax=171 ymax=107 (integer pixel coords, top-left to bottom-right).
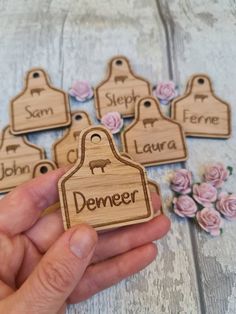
xmin=216 ymin=192 xmax=236 ymax=220
xmin=193 ymin=183 xmax=217 ymax=207
xmin=153 ymin=81 xmax=177 ymax=105
xmin=173 ymin=195 xmax=198 ymax=218
xmin=170 ymin=169 xmax=192 ymax=195
xmin=204 ymin=163 xmax=229 ymax=188
xmin=101 ymin=112 xmax=124 ymax=134
xmin=196 ymin=207 xmax=223 ymax=236
xmin=69 ymin=80 xmax=93 ymax=102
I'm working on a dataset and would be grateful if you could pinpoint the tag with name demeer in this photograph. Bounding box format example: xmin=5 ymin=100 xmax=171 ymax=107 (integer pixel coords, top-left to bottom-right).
xmin=53 ymin=111 xmax=92 ymax=167
xmin=58 ymin=126 xmax=153 ymax=231
xmin=0 ymin=126 xmax=45 ymax=193
xmin=171 ymin=74 xmax=231 ymax=138
xmin=10 ymin=68 xmax=71 ymax=134
xmin=95 ymin=56 xmax=151 ymax=119
xmin=121 ymin=96 xmax=188 ymax=166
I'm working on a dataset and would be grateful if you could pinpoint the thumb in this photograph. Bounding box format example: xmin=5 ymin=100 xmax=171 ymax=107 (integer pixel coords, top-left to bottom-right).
xmin=11 ymin=224 xmax=97 ymax=314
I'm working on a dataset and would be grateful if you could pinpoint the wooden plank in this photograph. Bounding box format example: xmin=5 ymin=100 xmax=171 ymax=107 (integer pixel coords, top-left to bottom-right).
xmin=0 ymin=0 xmax=201 ymax=313
xmin=159 ymin=1 xmax=236 ymax=313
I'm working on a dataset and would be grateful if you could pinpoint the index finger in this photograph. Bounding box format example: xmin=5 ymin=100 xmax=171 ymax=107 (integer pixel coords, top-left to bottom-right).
xmin=0 ymin=167 xmax=67 ymax=236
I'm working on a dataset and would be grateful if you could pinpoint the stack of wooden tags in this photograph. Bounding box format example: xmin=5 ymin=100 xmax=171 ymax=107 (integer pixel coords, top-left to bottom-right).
xmin=0 ymin=57 xmax=231 ymax=232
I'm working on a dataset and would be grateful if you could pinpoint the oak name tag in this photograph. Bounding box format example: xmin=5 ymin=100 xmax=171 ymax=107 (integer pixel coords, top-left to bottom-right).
xmin=95 ymin=56 xmax=151 ymax=119
xmin=121 ymin=97 xmax=188 ymax=166
xmin=171 ymin=74 xmax=231 ymax=138
xmin=0 ymin=126 xmax=45 ymax=193
xmin=58 ymin=126 xmax=153 ymax=231
xmin=10 ymin=68 xmax=71 ymax=134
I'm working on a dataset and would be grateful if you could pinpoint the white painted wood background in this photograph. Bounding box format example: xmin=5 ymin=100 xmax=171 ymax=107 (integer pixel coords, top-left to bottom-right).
xmin=0 ymin=1 xmax=235 ymax=313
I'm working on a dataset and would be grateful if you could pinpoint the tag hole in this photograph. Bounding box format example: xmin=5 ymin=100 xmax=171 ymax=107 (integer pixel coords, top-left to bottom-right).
xmin=40 ymin=166 xmax=48 ymax=174
xmin=116 ymin=60 xmax=123 ymax=66
xmin=33 ymin=72 xmax=40 ymax=78
xmin=74 ymin=114 xmax=82 ymax=121
xmin=91 ymin=134 xmax=101 ymax=144
xmin=144 ymin=101 xmax=151 ymax=108
xmin=198 ymin=78 xmax=204 ymax=84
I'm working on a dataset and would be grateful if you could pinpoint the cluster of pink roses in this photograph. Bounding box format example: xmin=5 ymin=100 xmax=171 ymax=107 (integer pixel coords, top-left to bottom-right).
xmin=171 ymin=163 xmax=235 ymax=236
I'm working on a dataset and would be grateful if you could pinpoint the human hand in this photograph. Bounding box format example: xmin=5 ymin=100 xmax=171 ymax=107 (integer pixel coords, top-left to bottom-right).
xmin=0 ymin=168 xmax=170 ymax=314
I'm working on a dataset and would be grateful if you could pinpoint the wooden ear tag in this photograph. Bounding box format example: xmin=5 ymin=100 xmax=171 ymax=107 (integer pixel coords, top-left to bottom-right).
xmin=53 ymin=111 xmax=92 ymax=167
xmin=121 ymin=97 xmax=188 ymax=166
xmin=10 ymin=68 xmax=71 ymax=134
xmin=171 ymin=74 xmax=231 ymax=138
xmin=0 ymin=126 xmax=45 ymax=193
xmin=95 ymin=56 xmax=151 ymax=119
xmin=121 ymin=152 xmax=163 ymax=216
xmin=58 ymin=126 xmax=153 ymax=231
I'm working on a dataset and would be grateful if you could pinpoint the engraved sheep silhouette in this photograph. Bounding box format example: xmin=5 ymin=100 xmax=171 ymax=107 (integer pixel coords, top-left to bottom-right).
xmin=194 ymin=94 xmax=208 ymax=102
xmin=89 ymin=159 xmax=111 ymax=174
xmin=143 ymin=118 xmax=158 ymax=128
xmin=30 ymin=88 xmax=45 ymax=96
xmin=114 ymin=75 xmax=128 ymax=83
xmin=6 ymin=144 xmax=20 ymax=153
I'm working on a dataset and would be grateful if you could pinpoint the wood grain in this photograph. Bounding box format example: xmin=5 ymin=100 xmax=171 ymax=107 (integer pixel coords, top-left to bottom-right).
xmin=122 ymin=96 xmax=188 ymax=166
xmin=159 ymin=1 xmax=236 ymax=313
xmin=171 ymin=74 xmax=231 ymax=138
xmin=10 ymin=68 xmax=71 ymax=134
xmin=53 ymin=111 xmax=92 ymax=167
xmin=3 ymin=0 xmax=236 ymax=313
xmin=0 ymin=126 xmax=45 ymax=193
xmin=59 ymin=126 xmax=153 ymax=231
xmin=95 ymin=56 xmax=151 ymax=119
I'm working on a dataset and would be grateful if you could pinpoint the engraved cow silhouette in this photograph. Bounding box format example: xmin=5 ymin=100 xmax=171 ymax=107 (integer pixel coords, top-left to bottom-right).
xmin=89 ymin=159 xmax=111 ymax=174
xmin=30 ymin=88 xmax=45 ymax=96
xmin=143 ymin=118 xmax=158 ymax=128
xmin=194 ymin=94 xmax=208 ymax=102
xmin=114 ymin=75 xmax=128 ymax=83
xmin=6 ymin=144 xmax=20 ymax=153
xmin=73 ymin=131 xmax=81 ymax=141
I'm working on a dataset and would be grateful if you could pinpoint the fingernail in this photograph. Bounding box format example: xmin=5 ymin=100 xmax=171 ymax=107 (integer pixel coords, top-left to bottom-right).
xmin=70 ymin=226 xmax=96 ymax=259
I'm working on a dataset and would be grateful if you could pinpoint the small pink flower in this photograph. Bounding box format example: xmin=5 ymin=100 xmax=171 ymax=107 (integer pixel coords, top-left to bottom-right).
xmin=216 ymin=192 xmax=236 ymax=220
xmin=193 ymin=183 xmax=217 ymax=207
xmin=173 ymin=195 xmax=198 ymax=218
xmin=69 ymin=80 xmax=93 ymax=102
xmin=101 ymin=112 xmax=124 ymax=134
xmin=170 ymin=169 xmax=192 ymax=195
xmin=204 ymin=163 xmax=229 ymax=188
xmin=153 ymin=81 xmax=177 ymax=105
xmin=196 ymin=208 xmax=223 ymax=236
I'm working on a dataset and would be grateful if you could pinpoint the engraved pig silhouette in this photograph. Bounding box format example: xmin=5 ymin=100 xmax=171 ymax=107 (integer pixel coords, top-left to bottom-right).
xmin=89 ymin=159 xmax=111 ymax=174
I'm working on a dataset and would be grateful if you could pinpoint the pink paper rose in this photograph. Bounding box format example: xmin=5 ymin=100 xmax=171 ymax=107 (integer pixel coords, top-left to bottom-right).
xmin=193 ymin=183 xmax=217 ymax=207
xmin=170 ymin=169 xmax=192 ymax=195
xmin=196 ymin=208 xmax=223 ymax=236
xmin=154 ymin=81 xmax=177 ymax=105
xmin=173 ymin=195 xmax=198 ymax=218
xmin=204 ymin=163 xmax=229 ymax=188
xmin=69 ymin=80 xmax=93 ymax=102
xmin=216 ymin=192 xmax=236 ymax=220
xmin=101 ymin=112 xmax=124 ymax=134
